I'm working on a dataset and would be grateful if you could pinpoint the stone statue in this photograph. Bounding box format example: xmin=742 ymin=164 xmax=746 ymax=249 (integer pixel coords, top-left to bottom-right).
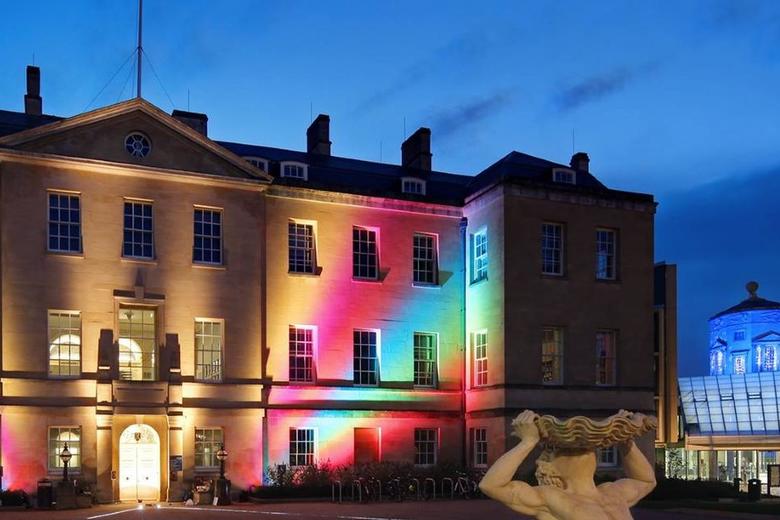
xmin=479 ymin=410 xmax=657 ymax=520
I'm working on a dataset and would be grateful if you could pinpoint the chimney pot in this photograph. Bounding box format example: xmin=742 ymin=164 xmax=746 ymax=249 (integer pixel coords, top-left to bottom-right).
xmin=24 ymin=65 xmax=42 ymax=116
xmin=570 ymin=151 xmax=589 ymax=172
xmin=307 ymin=114 xmax=331 ymax=155
xmin=401 ymin=127 xmax=432 ymax=171
xmin=171 ymin=109 xmax=208 ymax=137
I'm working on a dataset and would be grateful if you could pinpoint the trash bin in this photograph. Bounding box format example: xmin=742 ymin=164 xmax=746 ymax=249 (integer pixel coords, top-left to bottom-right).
xmin=733 ymin=477 xmax=742 ymax=490
xmin=747 ymin=478 xmax=761 ymax=501
xmin=37 ymin=479 xmax=53 ymax=509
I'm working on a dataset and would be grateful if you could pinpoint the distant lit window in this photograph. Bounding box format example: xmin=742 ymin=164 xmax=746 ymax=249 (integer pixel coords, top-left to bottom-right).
xmin=195 ymin=428 xmax=223 ymax=470
xmin=402 ymin=177 xmax=426 ymax=195
xmin=734 ymin=330 xmax=746 ymax=341
xmin=125 ymin=132 xmax=151 ymax=158
xmin=596 ymin=446 xmax=617 ymax=467
xmin=596 ymin=229 xmax=617 ymax=280
xmin=709 ymin=349 xmax=725 ymax=376
xmin=472 ymin=428 xmax=488 ymax=468
xmin=48 ymin=192 xmax=82 ymax=253
xmin=553 ymin=168 xmax=576 ymax=184
xmin=596 ymin=330 xmax=616 ymax=386
xmin=49 ymin=427 xmax=81 ymax=471
xmin=765 ymin=346 xmax=777 ymax=372
xmin=193 ymin=208 xmax=222 ymax=265
xmin=48 ymin=310 xmax=81 ymax=378
xmin=733 ymin=354 xmax=746 ymax=375
xmin=281 ymin=162 xmax=307 ymax=180
xmin=414 ymin=428 xmax=437 ymax=466
xmin=289 ymin=428 xmax=316 ymax=466
xmin=473 ymin=331 xmax=488 ymax=387
xmin=289 ymin=325 xmax=315 ymax=383
xmin=123 ymin=200 xmax=154 ymax=259
xmin=289 ymin=221 xmax=316 ymax=274
xmin=413 ymin=332 xmax=437 ymax=387
xmin=353 ymin=226 xmax=379 ymax=280
xmin=195 ymin=319 xmax=223 ymax=382
xmin=413 ymin=233 xmax=438 ymax=285
xmin=353 ymin=329 xmax=379 ymax=386
xmin=471 ymin=230 xmax=488 ymax=283
xmin=542 ymin=327 xmax=563 ymax=384
xmin=243 ymin=157 xmax=268 ymax=171
xmin=542 ymin=223 xmax=563 ymax=275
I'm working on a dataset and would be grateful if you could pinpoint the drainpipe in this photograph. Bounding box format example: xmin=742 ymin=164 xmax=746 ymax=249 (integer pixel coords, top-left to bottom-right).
xmin=459 ymin=216 xmax=468 ymax=468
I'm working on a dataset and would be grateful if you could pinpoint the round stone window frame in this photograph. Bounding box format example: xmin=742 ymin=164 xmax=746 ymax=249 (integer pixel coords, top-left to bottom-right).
xmin=124 ymin=132 xmax=152 ymax=158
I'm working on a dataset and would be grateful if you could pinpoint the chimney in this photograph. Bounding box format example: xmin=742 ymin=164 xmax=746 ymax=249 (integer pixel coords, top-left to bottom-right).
xmin=24 ymin=65 xmax=42 ymax=116
xmin=401 ymin=127 xmax=432 ymax=171
xmin=570 ymin=152 xmax=589 ymax=172
xmin=306 ymin=114 xmax=331 ymax=155
xmin=171 ymin=109 xmax=208 ymax=136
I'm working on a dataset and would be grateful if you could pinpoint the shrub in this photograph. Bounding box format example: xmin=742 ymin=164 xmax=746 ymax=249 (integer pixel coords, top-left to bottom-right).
xmin=646 ymin=478 xmax=740 ymax=501
xmin=0 ymin=489 xmax=29 ymax=507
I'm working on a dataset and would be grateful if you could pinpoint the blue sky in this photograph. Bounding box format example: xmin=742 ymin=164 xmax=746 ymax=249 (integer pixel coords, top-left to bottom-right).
xmin=1 ymin=0 xmax=779 ymax=375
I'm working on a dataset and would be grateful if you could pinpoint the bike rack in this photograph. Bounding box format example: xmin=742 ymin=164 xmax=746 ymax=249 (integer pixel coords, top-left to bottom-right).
xmin=375 ymin=479 xmax=382 ymax=502
xmin=351 ymin=480 xmax=362 ymax=502
xmin=424 ymin=477 xmax=436 ymax=500
xmin=441 ymin=477 xmax=454 ymax=499
xmin=331 ymin=480 xmax=342 ymax=503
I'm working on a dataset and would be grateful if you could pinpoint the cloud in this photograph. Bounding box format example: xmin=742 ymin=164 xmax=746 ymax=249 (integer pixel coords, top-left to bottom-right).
xmin=554 ymin=62 xmax=659 ymax=112
xmin=428 ymin=90 xmax=515 ymax=141
xmin=352 ymin=31 xmax=489 ymax=114
xmin=655 ymin=164 xmax=780 ymax=376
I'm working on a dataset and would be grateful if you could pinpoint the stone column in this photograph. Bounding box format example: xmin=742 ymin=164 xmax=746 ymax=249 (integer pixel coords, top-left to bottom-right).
xmin=95 ymin=414 xmax=114 ymax=503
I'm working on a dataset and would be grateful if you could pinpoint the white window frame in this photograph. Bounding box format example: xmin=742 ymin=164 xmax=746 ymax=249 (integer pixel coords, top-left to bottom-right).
xmin=595 ymin=228 xmax=617 ymax=280
xmin=280 ymin=161 xmax=308 ymax=180
xmin=542 ymin=222 xmax=564 ymax=276
xmin=48 ymin=426 xmax=81 ymax=473
xmin=288 ymin=219 xmax=318 ymax=274
xmin=596 ymin=446 xmax=618 ymax=467
xmin=353 ymin=328 xmax=380 ymax=386
xmin=471 ymin=229 xmax=488 ymax=284
xmin=352 ymin=226 xmax=380 ymax=281
xmin=193 ymin=206 xmax=223 ymax=265
xmin=194 ymin=427 xmax=224 ymax=471
xmin=47 ymin=190 xmax=82 ymax=254
xmin=48 ymin=309 xmax=81 ymax=379
xmin=472 ymin=428 xmax=488 ymax=468
xmin=542 ymin=327 xmax=564 ymax=385
xmin=122 ymin=198 xmax=154 ymax=260
xmin=289 ymin=427 xmax=318 ymax=467
xmin=194 ymin=318 xmax=224 ymax=382
xmin=242 ymin=156 xmax=269 ymax=172
xmin=472 ymin=330 xmax=488 ymax=388
xmin=289 ymin=325 xmax=317 ymax=384
xmin=118 ymin=306 xmax=157 ymax=381
xmin=413 ymin=332 xmax=438 ymax=388
xmin=553 ymin=168 xmax=576 ymax=185
xmin=595 ymin=330 xmax=617 ymax=386
xmin=412 ymin=233 xmax=438 ymax=285
xmin=401 ymin=177 xmax=426 ymax=195
xmin=414 ymin=428 xmax=438 ymax=466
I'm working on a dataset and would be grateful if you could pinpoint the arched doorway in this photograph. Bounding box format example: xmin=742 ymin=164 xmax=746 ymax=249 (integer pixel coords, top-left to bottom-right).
xmin=119 ymin=424 xmax=160 ymax=502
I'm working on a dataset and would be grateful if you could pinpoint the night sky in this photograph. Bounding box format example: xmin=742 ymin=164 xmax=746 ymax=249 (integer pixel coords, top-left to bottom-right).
xmin=1 ymin=0 xmax=778 ymax=376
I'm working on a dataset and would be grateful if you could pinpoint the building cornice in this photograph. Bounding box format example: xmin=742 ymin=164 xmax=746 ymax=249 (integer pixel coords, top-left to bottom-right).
xmin=267 ymin=184 xmax=464 ymax=218
xmin=0 ymin=148 xmax=269 ymax=192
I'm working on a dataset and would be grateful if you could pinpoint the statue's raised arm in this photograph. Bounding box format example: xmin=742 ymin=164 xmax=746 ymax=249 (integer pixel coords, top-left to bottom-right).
xmin=480 ymin=409 xmax=658 ymax=520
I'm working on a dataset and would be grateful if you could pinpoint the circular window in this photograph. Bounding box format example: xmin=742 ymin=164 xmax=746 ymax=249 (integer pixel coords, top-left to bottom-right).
xmin=124 ymin=132 xmax=151 ymax=158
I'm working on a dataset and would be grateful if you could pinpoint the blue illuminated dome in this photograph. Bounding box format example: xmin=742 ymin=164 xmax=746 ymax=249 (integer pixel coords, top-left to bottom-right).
xmin=708 ymin=281 xmax=780 ymax=375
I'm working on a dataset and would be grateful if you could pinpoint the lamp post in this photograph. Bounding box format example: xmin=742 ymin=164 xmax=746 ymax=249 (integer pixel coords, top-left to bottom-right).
xmin=60 ymin=443 xmax=72 ymax=483
xmin=215 ymin=444 xmax=230 ymax=505
xmin=216 ymin=444 xmax=228 ymax=479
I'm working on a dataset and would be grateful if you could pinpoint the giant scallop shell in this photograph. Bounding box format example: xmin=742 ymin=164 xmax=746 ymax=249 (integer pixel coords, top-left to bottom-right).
xmin=534 ymin=410 xmax=657 ymax=449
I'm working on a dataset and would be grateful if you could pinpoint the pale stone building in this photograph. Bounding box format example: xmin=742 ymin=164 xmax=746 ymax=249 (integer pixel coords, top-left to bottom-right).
xmin=0 ymin=66 xmax=658 ymax=501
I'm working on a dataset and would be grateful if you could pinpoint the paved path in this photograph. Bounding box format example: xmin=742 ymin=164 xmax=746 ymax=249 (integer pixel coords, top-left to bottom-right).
xmin=0 ymin=501 xmax=777 ymax=520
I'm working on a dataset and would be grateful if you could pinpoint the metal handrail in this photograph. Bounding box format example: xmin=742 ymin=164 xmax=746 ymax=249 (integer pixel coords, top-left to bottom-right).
xmin=423 ymin=477 xmax=436 ymax=500
xmin=351 ymin=480 xmax=362 ymax=502
xmin=441 ymin=477 xmax=454 ymax=499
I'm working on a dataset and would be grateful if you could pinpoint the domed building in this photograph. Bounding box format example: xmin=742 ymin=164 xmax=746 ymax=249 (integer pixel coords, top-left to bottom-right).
xmin=677 ymin=282 xmax=780 ymax=489
xmin=708 ymin=282 xmax=780 ymax=376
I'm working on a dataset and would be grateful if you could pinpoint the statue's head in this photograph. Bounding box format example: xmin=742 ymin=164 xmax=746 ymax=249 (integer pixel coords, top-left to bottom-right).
xmin=535 ymin=448 xmax=596 ymax=489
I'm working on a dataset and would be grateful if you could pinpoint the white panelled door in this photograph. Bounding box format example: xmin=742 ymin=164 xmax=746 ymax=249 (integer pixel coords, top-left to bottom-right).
xmin=119 ymin=424 xmax=161 ymax=502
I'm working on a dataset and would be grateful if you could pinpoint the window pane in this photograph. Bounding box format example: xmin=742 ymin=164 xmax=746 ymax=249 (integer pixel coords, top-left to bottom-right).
xmin=48 ymin=311 xmax=81 ymax=377
xmin=353 ymin=329 xmax=378 ymax=385
xmin=118 ymin=307 xmax=156 ymax=381
xmin=123 ymin=201 xmax=154 ymax=259
xmin=596 ymin=229 xmax=616 ymax=280
xmin=195 ymin=428 xmax=223 ymax=469
xmin=289 ymin=326 xmax=315 ymax=383
xmin=414 ymin=332 xmax=437 ymax=387
xmin=48 ymin=193 xmax=82 ymax=253
xmin=193 ymin=208 xmax=223 ymax=264
xmin=352 ymin=227 xmax=378 ymax=280
xmin=542 ymin=223 xmax=563 ymax=275
xmin=413 ymin=234 xmax=438 ymax=284
xmin=195 ymin=320 xmax=223 ymax=381
xmin=288 ymin=222 xmax=316 ymax=273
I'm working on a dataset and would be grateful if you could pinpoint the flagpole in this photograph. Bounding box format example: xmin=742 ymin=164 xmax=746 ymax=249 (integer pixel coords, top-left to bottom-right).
xmin=136 ymin=0 xmax=143 ymax=98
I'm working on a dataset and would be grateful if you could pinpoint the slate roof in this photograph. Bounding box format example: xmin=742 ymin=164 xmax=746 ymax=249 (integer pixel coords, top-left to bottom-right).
xmin=711 ymin=296 xmax=780 ymax=319
xmin=0 ymin=107 xmax=654 ymax=206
